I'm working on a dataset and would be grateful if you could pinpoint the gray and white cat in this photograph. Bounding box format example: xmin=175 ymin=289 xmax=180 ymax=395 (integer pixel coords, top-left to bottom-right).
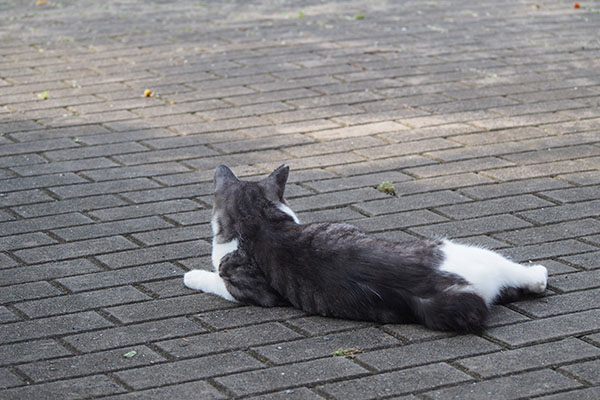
xmin=184 ymin=165 xmax=548 ymax=332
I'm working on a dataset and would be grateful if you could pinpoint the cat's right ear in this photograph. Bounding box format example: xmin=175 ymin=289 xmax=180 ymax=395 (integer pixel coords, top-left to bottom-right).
xmin=214 ymin=165 xmax=239 ymax=191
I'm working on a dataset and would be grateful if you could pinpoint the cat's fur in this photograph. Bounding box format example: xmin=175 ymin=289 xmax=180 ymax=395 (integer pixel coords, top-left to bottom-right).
xmin=184 ymin=165 xmax=548 ymax=332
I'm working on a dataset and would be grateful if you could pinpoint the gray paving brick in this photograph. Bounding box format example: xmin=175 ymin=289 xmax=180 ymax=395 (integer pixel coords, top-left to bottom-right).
xmin=535 ymin=387 xmax=600 ymax=400
xmin=319 ymin=363 xmax=471 ymax=400
xmin=494 ymin=219 xmax=600 ymax=246
xmin=436 ymin=194 xmax=553 ymax=220
xmin=254 ymin=327 xmax=399 ymax=365
xmin=0 ymin=281 xmax=62 ymax=304
xmin=288 ymin=188 xmax=388 ymax=213
xmin=0 ymin=368 xmax=23 ymax=389
xmin=460 ymin=177 xmax=571 ymax=200
xmin=64 ymin=317 xmax=206 ymax=353
xmin=216 ymin=357 xmax=368 ymax=397
xmin=88 ymin=199 xmax=200 ymax=221
xmin=512 ymin=289 xmax=600 ymax=318
xmin=0 ymin=231 xmax=57 ymax=251
xmin=0 ymin=374 xmax=126 ymax=400
xmin=425 ymin=369 xmax=581 ymax=400
xmin=0 ymin=312 xmax=113 ymax=345
xmin=499 ymin=240 xmax=598 ymax=263
xmin=13 ymin=236 xmax=138 ymax=264
xmin=549 ymin=270 xmax=600 ymax=293
xmin=485 ymin=309 xmax=600 ymax=347
xmin=2 ymin=172 xmax=86 ymax=193
xmin=105 ymin=292 xmax=236 ymax=324
xmin=560 ymin=359 xmax=600 ymax=385
xmin=52 ymin=216 xmax=172 ymax=241
xmin=352 ymin=211 xmax=448 ymax=233
xmin=409 ymin=214 xmax=532 ymax=238
xmin=542 ymin=186 xmax=600 ymax=203
xmin=354 ymin=190 xmax=472 ymax=216
xmin=115 ymin=352 xmax=264 ymax=390
xmin=100 ymin=381 xmax=226 ymax=400
xmin=0 ymin=339 xmax=71 ymax=367
xmin=458 ymin=337 xmax=600 ymax=378
xmin=197 ymin=306 xmax=305 ymax=330
xmin=56 ymin=263 xmax=184 ymax=292
xmin=11 ymin=194 xmax=126 ymax=218
xmin=357 ymin=335 xmax=500 ymax=372
xmin=96 ymin=240 xmax=210 ymax=269
xmin=0 ymin=307 xmax=20 ymax=323
xmin=14 ymin=286 xmax=150 ymax=318
xmin=246 ymin=387 xmax=326 ymax=400
xmin=304 ymin=171 xmax=411 ymax=193
xmin=519 ymin=199 xmax=600 ymax=224
xmin=49 ymin=178 xmax=161 ymax=199
xmin=559 ymin=251 xmax=600 ymax=270
xmin=18 ymin=345 xmax=165 ymax=383
xmin=157 ymin=322 xmax=302 ymax=359
xmin=283 ymin=316 xmax=372 ymax=337
xmin=0 ymin=259 xmax=101 ymax=287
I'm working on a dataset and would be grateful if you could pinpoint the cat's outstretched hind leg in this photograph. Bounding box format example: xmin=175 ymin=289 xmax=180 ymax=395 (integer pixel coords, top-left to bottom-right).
xmin=525 ymin=264 xmax=548 ymax=293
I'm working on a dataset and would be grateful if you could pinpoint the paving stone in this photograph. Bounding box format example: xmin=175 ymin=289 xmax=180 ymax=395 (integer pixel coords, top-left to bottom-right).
xmin=285 ymin=316 xmax=372 ymax=336
xmin=51 ymin=216 xmax=173 ymax=241
xmin=11 ymin=195 xmax=126 ymax=218
xmin=559 ymin=251 xmax=600 ymax=270
xmin=0 ymin=374 xmax=126 ymax=400
xmin=457 ymin=338 xmax=600 ymax=378
xmin=246 ymin=387 xmax=326 ymax=400
xmin=435 ymin=194 xmax=553 ymax=220
xmin=254 ymin=327 xmax=399 ymax=365
xmin=13 ymin=236 xmax=138 ymax=264
xmin=0 ymin=307 xmax=20 ymax=323
xmin=357 ymin=335 xmax=500 ymax=372
xmin=494 ymin=219 xmax=600 ymax=246
xmin=548 ymin=270 xmax=600 ymax=293
xmin=196 ymin=306 xmax=305 ymax=330
xmin=303 ymin=171 xmax=411 ymax=193
xmin=409 ymin=214 xmax=532 ymax=238
xmin=460 ymin=177 xmax=571 ymax=200
xmin=0 ymin=368 xmax=23 ymax=389
xmin=0 ymin=258 xmax=101 ymax=287
xmin=115 ymin=352 xmax=264 ymax=390
xmin=14 ymin=286 xmax=150 ymax=318
xmin=100 ymin=381 xmax=226 ymax=400
xmin=96 ymin=240 xmax=210 ymax=269
xmin=519 ymin=199 xmax=600 ymax=224
xmin=288 ymin=188 xmax=388 ymax=212
xmin=0 ymin=281 xmax=62 ymax=304
xmin=499 ymin=240 xmax=598 ymax=263
xmin=157 ymin=322 xmax=301 ymax=359
xmin=485 ymin=309 xmax=600 ymax=347
xmin=88 ymin=199 xmax=200 ymax=221
xmin=0 ymin=339 xmax=71 ymax=367
xmin=64 ymin=317 xmax=207 ymax=353
xmin=319 ymin=363 xmax=471 ymax=400
xmin=352 ymin=210 xmax=448 ymax=233
xmin=49 ymin=178 xmax=161 ymax=199
xmin=216 ymin=357 xmax=368 ymax=398
xmin=425 ymin=369 xmax=581 ymax=400
xmin=0 ymin=312 xmax=113 ymax=345
xmin=105 ymin=292 xmax=236 ymax=324
xmin=18 ymin=345 xmax=166 ymax=383
xmin=535 ymin=387 xmax=600 ymax=400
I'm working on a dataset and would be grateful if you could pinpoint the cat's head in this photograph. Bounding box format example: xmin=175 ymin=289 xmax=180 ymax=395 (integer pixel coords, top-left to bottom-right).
xmin=211 ymin=165 xmax=300 ymax=241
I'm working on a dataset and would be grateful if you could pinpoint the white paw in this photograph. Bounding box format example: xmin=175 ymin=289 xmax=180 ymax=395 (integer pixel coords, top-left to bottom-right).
xmin=183 ymin=269 xmax=210 ymax=291
xmin=527 ymin=264 xmax=548 ymax=293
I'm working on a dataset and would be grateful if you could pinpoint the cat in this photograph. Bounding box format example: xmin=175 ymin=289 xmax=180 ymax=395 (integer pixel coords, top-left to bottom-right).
xmin=184 ymin=165 xmax=548 ymax=332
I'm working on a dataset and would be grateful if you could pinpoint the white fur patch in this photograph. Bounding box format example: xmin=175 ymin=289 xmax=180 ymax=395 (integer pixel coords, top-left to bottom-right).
xmin=210 ymin=213 xmax=239 ymax=271
xmin=183 ymin=269 xmax=237 ymax=302
xmin=439 ymin=239 xmax=547 ymax=305
xmin=278 ymin=203 xmax=300 ymax=224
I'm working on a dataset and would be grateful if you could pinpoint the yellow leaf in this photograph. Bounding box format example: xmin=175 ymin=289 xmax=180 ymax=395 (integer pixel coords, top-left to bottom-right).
xmin=36 ymin=0 xmax=49 ymax=5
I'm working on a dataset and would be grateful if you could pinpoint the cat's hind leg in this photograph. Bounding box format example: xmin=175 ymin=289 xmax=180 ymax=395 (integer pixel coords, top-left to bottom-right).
xmin=183 ymin=269 xmax=237 ymax=302
xmin=440 ymin=240 xmax=548 ymax=305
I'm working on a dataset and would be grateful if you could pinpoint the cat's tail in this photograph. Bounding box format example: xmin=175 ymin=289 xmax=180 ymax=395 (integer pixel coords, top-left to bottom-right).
xmin=411 ymin=291 xmax=489 ymax=333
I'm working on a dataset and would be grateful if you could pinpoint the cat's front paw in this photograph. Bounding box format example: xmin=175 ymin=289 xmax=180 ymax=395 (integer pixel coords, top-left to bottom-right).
xmin=527 ymin=264 xmax=548 ymax=293
xmin=183 ymin=269 xmax=210 ymax=291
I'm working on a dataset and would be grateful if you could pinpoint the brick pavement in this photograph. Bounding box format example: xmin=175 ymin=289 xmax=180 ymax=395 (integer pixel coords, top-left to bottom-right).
xmin=1 ymin=0 xmax=599 ymax=398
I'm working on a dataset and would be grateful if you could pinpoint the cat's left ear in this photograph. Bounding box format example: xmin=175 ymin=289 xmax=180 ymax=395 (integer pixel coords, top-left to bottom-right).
xmin=260 ymin=164 xmax=289 ymax=200
xmin=214 ymin=165 xmax=239 ymax=192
